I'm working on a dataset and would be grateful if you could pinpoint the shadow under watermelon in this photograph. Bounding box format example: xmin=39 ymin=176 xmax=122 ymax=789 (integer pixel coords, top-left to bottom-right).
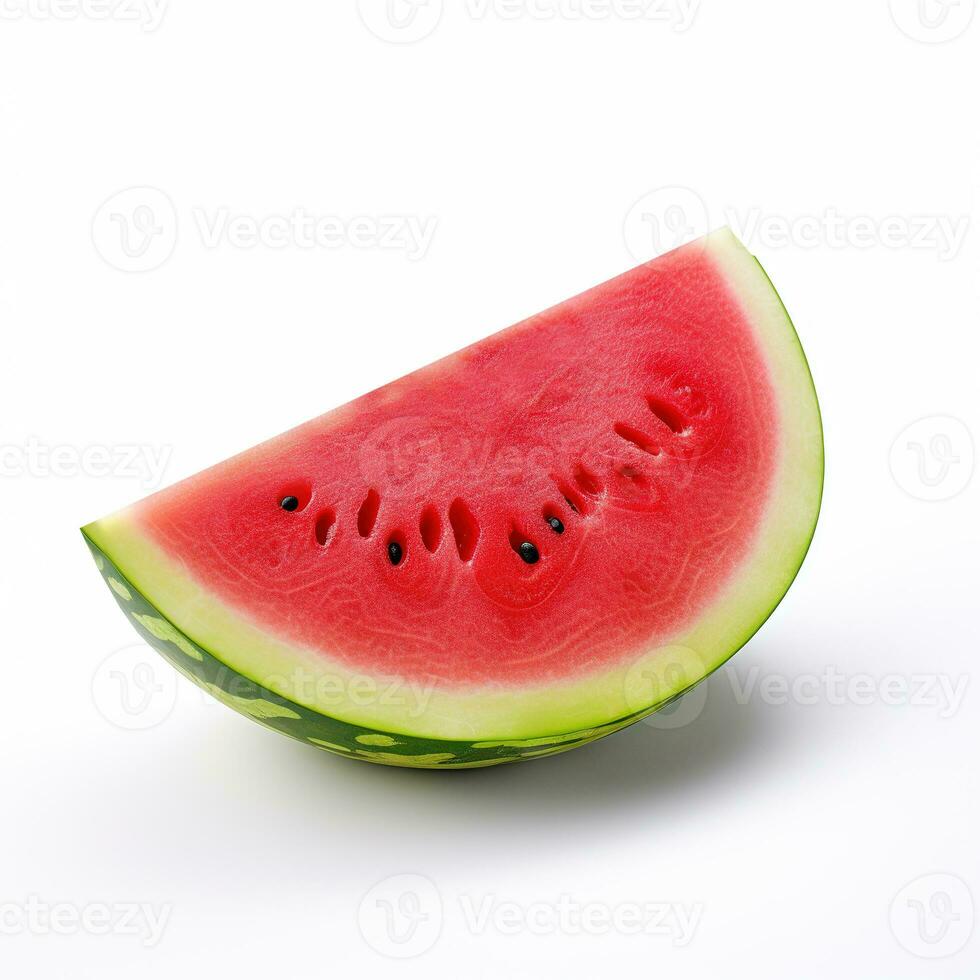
xmin=287 ymin=647 xmax=813 ymax=831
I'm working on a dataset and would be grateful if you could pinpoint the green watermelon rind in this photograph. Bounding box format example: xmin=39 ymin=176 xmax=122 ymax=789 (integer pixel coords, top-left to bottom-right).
xmin=84 ymin=532 xmax=667 ymax=768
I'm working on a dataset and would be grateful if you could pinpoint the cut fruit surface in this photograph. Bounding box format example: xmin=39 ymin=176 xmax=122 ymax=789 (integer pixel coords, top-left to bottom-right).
xmin=83 ymin=229 xmax=823 ymax=768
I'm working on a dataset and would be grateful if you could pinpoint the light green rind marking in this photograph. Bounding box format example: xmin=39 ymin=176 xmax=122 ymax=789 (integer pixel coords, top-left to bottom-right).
xmin=131 ymin=613 xmax=204 ymax=662
xmin=474 ymin=729 xmax=598 ymax=749
xmin=311 ymin=739 xmax=457 ymax=766
xmin=355 ymin=751 xmax=457 ymax=767
xmin=309 ymin=738 xmax=352 ymax=753
xmin=108 ymin=577 xmax=132 ymax=601
xmin=519 ymin=744 xmax=583 ymax=758
xmin=203 ymin=682 xmax=301 ymax=721
xmin=429 ymin=756 xmax=524 ymax=769
xmin=355 ymin=734 xmax=399 ymax=747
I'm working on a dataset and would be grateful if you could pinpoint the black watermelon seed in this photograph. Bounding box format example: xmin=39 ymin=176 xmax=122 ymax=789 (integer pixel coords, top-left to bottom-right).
xmin=518 ymin=541 xmax=540 ymax=565
xmin=546 ymin=516 xmax=564 ymax=534
xmin=387 ymin=541 xmax=404 ymax=566
xmin=280 ymin=496 xmax=300 ymax=512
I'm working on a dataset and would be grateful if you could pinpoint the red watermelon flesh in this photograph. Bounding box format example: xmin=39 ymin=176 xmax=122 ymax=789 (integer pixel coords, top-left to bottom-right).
xmin=83 ymin=229 xmax=822 ymax=766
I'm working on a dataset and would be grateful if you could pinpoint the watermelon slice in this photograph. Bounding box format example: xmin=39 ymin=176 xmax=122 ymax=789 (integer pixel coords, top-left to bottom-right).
xmin=83 ymin=229 xmax=822 ymax=769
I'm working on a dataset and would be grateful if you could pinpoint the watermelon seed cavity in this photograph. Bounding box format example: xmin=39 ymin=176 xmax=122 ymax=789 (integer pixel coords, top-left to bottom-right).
xmin=277 ymin=481 xmax=313 ymax=513
xmin=646 ymin=396 xmax=687 ymax=434
xmin=573 ymin=464 xmax=602 ymax=498
xmin=315 ymin=509 xmax=336 ymax=547
xmin=419 ymin=506 xmax=442 ymax=553
xmin=448 ymin=498 xmax=480 ymax=561
xmin=509 ymin=529 xmax=540 ymax=564
xmin=613 ymin=422 xmax=660 ymax=456
xmin=551 ymin=475 xmax=587 ymax=516
xmin=519 ymin=542 xmax=540 ymax=564
xmin=357 ymin=488 xmax=381 ymax=537
xmin=617 ymin=464 xmax=648 ymax=487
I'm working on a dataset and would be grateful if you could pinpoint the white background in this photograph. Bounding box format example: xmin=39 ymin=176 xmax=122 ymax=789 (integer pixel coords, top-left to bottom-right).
xmin=1 ymin=1 xmax=978 ymax=977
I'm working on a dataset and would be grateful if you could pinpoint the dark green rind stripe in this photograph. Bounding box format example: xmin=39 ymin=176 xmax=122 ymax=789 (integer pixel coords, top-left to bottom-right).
xmin=83 ymin=532 xmax=659 ymax=768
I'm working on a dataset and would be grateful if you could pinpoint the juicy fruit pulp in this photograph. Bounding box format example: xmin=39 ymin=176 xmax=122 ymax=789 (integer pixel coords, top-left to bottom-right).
xmin=84 ymin=230 xmax=823 ymax=768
